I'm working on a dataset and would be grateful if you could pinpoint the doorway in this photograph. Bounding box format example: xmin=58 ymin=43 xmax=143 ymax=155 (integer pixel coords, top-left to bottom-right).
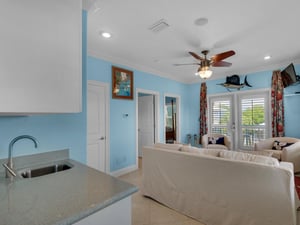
xmin=164 ymin=94 xmax=180 ymax=143
xmin=136 ymin=89 xmax=159 ymax=167
xmin=87 ymin=80 xmax=110 ymax=173
xmin=208 ymin=89 xmax=271 ymax=150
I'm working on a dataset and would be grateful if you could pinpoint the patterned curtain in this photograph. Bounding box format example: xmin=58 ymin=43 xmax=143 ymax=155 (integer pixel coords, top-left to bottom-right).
xmin=271 ymin=70 xmax=285 ymax=137
xmin=199 ymin=82 xmax=208 ymax=143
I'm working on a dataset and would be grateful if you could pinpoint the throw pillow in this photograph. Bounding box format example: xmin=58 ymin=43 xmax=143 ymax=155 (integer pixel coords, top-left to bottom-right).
xmin=208 ymin=136 xmax=225 ymax=145
xmin=216 ymin=137 xmax=225 ymax=145
xmin=272 ymin=140 xmax=293 ymax=150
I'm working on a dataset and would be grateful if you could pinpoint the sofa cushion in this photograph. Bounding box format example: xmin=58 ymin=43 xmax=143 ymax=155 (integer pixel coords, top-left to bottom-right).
xmin=272 ymin=140 xmax=294 ymax=150
xmin=154 ymin=143 xmax=183 ymax=151
xmin=201 ymin=149 xmax=222 ymax=157
xmin=181 ymin=145 xmax=202 ymax=153
xmin=208 ymin=136 xmax=225 ymax=145
xmin=219 ymin=150 xmax=279 ymax=166
xmin=207 ymin=144 xmax=228 ymax=150
xmin=181 ymin=146 xmax=221 ymax=157
xmin=239 ymin=150 xmax=273 ymax=157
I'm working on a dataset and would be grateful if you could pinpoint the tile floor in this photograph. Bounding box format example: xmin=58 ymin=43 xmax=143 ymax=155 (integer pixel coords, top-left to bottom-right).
xmin=120 ymin=168 xmax=205 ymax=225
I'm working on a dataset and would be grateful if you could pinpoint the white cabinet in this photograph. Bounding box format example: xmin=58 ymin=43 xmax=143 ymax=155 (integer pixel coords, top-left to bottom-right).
xmin=0 ymin=0 xmax=82 ymax=114
xmin=74 ymin=197 xmax=132 ymax=225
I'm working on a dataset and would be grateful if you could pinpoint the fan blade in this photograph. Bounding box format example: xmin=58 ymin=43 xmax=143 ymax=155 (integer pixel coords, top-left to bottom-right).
xmin=211 ymin=61 xmax=232 ymax=67
xmin=189 ymin=52 xmax=204 ymax=61
xmin=173 ymin=63 xmax=200 ymax=66
xmin=211 ymin=50 xmax=235 ymax=62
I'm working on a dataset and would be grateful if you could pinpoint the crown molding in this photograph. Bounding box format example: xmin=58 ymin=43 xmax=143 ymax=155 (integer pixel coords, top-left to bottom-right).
xmin=87 ymin=49 xmax=188 ymax=84
xmin=88 ymin=48 xmax=300 ymax=84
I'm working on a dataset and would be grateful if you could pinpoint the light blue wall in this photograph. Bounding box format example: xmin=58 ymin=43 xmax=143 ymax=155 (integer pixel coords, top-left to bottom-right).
xmin=87 ymin=56 xmax=193 ymax=171
xmin=0 ymin=11 xmax=88 ymax=163
xmin=284 ymin=64 xmax=300 ymax=138
xmin=206 ymin=71 xmax=272 ymax=94
xmin=183 ymin=83 xmax=201 ymax=141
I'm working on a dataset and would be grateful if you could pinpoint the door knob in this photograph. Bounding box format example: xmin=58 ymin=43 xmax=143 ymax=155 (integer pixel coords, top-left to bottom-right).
xmin=99 ymin=137 xmax=105 ymax=140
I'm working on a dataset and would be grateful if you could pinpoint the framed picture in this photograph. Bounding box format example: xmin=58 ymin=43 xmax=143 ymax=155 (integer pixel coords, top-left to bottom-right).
xmin=112 ymin=66 xmax=134 ymax=100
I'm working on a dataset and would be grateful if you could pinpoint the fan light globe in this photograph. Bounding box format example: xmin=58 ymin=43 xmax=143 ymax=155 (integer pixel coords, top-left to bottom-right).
xmin=196 ymin=66 xmax=212 ymax=79
xmin=198 ymin=70 xmax=212 ymax=79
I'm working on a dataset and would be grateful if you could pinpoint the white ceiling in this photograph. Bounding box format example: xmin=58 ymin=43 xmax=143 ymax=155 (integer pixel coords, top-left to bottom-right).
xmin=85 ymin=0 xmax=300 ymax=84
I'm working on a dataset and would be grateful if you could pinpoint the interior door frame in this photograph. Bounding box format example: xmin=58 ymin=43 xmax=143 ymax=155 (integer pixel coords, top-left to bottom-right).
xmin=87 ymin=80 xmax=110 ymax=173
xmin=164 ymin=93 xmax=181 ymax=143
xmin=135 ymin=89 xmax=160 ymax=164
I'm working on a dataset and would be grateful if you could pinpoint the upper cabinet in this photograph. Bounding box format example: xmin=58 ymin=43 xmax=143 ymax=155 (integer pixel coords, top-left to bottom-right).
xmin=0 ymin=0 xmax=82 ymax=114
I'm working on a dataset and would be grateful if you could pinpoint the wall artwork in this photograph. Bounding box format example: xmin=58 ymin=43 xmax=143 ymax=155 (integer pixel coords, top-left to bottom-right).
xmin=112 ymin=66 xmax=134 ymax=100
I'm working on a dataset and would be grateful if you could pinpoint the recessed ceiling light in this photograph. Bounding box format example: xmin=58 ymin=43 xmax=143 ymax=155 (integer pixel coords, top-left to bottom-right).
xmin=101 ymin=32 xmax=111 ymax=38
xmin=264 ymin=55 xmax=271 ymax=60
xmin=194 ymin=17 xmax=208 ymax=26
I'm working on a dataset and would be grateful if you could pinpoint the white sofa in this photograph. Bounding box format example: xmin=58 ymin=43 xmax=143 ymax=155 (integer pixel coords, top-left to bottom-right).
xmin=142 ymin=144 xmax=298 ymax=225
xmin=254 ymin=137 xmax=300 ymax=172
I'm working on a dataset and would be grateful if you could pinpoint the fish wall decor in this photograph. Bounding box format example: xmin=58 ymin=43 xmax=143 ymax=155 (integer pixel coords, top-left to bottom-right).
xmin=218 ymin=75 xmax=252 ymax=91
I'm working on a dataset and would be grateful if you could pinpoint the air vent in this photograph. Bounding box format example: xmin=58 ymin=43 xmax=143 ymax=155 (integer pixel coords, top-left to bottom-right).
xmin=148 ymin=19 xmax=169 ymax=33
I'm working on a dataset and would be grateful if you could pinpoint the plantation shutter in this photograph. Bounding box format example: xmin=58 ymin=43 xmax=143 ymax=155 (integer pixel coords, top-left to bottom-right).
xmin=238 ymin=92 xmax=269 ymax=149
xmin=210 ymin=99 xmax=231 ymax=135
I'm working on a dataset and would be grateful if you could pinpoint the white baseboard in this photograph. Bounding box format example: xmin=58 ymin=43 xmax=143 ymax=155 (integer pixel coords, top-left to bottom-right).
xmin=110 ymin=164 xmax=138 ymax=177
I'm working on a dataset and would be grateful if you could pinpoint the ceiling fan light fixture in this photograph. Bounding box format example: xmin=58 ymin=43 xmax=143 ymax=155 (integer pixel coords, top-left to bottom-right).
xmin=198 ymin=70 xmax=212 ymax=79
xmin=196 ymin=66 xmax=212 ymax=79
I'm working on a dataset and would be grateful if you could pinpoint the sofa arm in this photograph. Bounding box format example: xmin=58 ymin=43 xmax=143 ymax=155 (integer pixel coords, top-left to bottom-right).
xmin=224 ymin=136 xmax=232 ymax=150
xmin=282 ymin=141 xmax=300 ymax=172
xmin=279 ymin=161 xmax=294 ymax=173
xmin=201 ymin=134 xmax=208 ymax=148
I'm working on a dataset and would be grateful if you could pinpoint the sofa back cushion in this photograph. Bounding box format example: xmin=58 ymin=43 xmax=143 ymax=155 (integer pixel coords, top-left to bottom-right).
xmin=181 ymin=146 xmax=222 ymax=157
xmin=219 ymin=150 xmax=279 ymax=166
xmin=181 ymin=145 xmax=201 ymax=153
xmin=153 ymin=143 xmax=183 ymax=151
xmin=201 ymin=149 xmax=222 ymax=157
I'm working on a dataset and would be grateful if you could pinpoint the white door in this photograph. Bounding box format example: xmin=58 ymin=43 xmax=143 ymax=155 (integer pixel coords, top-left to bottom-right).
xmin=138 ymin=95 xmax=155 ymax=156
xmin=208 ymin=90 xmax=270 ymax=150
xmin=208 ymin=95 xmax=235 ymax=148
xmin=87 ymin=81 xmax=109 ymax=172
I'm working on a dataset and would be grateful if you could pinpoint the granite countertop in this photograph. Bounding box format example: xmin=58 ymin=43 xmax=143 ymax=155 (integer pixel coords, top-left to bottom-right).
xmin=0 ymin=150 xmax=138 ymax=225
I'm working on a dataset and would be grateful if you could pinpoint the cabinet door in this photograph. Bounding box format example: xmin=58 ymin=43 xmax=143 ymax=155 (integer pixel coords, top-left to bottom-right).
xmin=0 ymin=0 xmax=82 ymax=114
xmin=74 ymin=197 xmax=132 ymax=225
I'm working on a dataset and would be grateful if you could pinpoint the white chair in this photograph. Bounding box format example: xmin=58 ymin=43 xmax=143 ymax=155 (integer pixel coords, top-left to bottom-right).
xmin=254 ymin=137 xmax=300 ymax=172
xmin=201 ymin=134 xmax=232 ymax=150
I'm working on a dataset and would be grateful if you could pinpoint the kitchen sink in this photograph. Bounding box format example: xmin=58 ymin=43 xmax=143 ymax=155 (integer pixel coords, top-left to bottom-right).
xmin=19 ymin=162 xmax=73 ymax=178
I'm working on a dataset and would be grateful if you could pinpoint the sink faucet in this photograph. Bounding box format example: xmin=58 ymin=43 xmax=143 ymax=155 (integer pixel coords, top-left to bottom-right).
xmin=3 ymin=135 xmax=38 ymax=178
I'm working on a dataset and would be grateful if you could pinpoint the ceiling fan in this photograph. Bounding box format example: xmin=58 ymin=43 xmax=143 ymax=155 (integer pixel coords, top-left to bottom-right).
xmin=174 ymin=50 xmax=236 ymax=79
